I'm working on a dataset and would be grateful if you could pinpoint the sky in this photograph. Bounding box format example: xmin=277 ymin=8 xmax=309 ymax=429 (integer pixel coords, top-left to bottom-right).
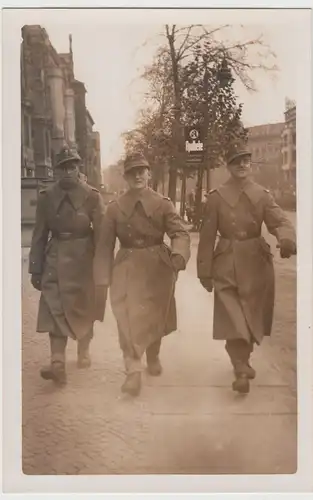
xmin=15 ymin=9 xmax=304 ymax=168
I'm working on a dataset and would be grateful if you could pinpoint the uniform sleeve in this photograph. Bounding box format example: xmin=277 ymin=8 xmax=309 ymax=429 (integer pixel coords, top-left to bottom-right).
xmin=94 ymin=203 xmax=117 ymax=286
xmin=163 ymin=199 xmax=191 ymax=267
xmin=197 ymin=193 xmax=218 ymax=279
xmin=89 ymin=190 xmax=106 ymax=244
xmin=90 ymin=190 xmax=106 ymax=283
xmin=28 ymin=192 xmax=50 ymax=275
xmin=263 ymin=192 xmax=296 ymax=244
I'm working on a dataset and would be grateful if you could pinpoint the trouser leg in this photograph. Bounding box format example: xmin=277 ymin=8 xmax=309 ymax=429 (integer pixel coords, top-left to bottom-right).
xmin=146 ymin=338 xmax=163 ymax=376
xmin=225 ymin=339 xmax=253 ymax=373
xmin=146 ymin=339 xmax=162 ymax=362
xmin=117 ymin=326 xmax=142 ymax=396
xmin=50 ymin=333 xmax=68 ymax=364
xmin=77 ymin=327 xmax=93 ymax=368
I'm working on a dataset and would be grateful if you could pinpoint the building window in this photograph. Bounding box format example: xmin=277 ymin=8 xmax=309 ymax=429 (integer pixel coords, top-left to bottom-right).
xmin=26 ymin=168 xmax=34 ymax=178
xmin=292 ymin=132 xmax=296 ymax=145
xmin=292 ymin=150 xmax=296 ymax=163
xmin=283 ymin=152 xmax=288 ymax=165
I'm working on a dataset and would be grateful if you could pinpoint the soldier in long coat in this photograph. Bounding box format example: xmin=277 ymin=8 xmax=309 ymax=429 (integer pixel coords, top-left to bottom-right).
xmin=98 ymin=153 xmax=191 ymax=396
xmin=29 ymin=146 xmax=107 ymax=386
xmin=197 ymin=146 xmax=296 ymax=394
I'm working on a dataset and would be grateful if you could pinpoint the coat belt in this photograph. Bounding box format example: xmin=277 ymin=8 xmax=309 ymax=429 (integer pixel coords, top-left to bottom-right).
xmin=120 ymin=238 xmax=163 ymax=249
xmin=220 ymin=233 xmax=261 ymax=242
xmin=51 ymin=231 xmax=92 ymax=240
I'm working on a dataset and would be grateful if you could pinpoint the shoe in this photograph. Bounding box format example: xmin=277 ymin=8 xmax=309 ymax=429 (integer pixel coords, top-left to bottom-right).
xmin=232 ymin=361 xmax=256 ymax=380
xmin=77 ymin=353 xmax=92 ymax=369
xmin=232 ymin=374 xmax=250 ymax=394
xmin=121 ymin=372 xmax=141 ymax=397
xmin=40 ymin=362 xmax=67 ymax=386
xmin=147 ymin=357 xmax=163 ymax=376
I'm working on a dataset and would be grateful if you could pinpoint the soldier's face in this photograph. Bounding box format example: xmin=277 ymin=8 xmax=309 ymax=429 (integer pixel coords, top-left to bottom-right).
xmin=228 ymin=156 xmax=251 ymax=179
xmin=56 ymin=161 xmax=79 ymax=186
xmin=125 ymin=167 xmax=150 ymax=190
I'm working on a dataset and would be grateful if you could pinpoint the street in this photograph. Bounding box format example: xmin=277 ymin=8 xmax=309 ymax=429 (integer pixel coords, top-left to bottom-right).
xmin=22 ymin=220 xmax=297 ymax=475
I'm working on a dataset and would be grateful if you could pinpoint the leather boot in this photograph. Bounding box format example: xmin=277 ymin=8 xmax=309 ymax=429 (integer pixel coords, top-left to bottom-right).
xmin=225 ymin=339 xmax=256 ymax=384
xmin=232 ymin=361 xmax=250 ymax=394
xmin=40 ymin=362 xmax=67 ymax=386
xmin=121 ymin=372 xmax=141 ymax=397
xmin=40 ymin=334 xmax=67 ymax=386
xmin=146 ymin=339 xmax=162 ymax=376
xmin=77 ymin=333 xmax=92 ymax=369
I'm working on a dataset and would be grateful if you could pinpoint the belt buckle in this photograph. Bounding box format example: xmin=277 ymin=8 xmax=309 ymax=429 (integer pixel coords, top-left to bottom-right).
xmin=134 ymin=238 xmax=144 ymax=247
xmin=236 ymin=232 xmax=247 ymax=240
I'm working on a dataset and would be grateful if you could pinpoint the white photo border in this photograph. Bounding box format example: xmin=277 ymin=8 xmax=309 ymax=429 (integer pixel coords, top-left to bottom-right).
xmin=1 ymin=2 xmax=312 ymax=497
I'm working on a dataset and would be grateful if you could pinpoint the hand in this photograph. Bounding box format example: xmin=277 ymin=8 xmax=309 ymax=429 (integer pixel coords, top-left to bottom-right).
xmin=279 ymin=239 xmax=297 ymax=259
xmin=171 ymin=254 xmax=186 ymax=272
xmin=199 ymin=277 xmax=213 ymax=292
xmin=31 ymin=274 xmax=42 ymax=291
xmin=94 ymin=285 xmax=108 ymax=322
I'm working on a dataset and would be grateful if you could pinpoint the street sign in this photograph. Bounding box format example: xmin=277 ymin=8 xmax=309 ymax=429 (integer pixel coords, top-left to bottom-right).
xmin=184 ymin=126 xmax=204 ymax=165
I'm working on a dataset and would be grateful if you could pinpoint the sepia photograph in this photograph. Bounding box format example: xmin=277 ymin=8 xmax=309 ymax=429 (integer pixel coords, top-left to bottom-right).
xmin=1 ymin=4 xmax=313 ymax=495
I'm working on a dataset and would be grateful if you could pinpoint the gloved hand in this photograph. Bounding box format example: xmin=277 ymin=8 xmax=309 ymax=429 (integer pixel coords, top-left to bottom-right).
xmin=279 ymin=239 xmax=297 ymax=259
xmin=199 ymin=277 xmax=214 ymax=292
xmin=94 ymin=285 xmax=108 ymax=322
xmin=171 ymin=254 xmax=186 ymax=272
xmin=31 ymin=274 xmax=42 ymax=291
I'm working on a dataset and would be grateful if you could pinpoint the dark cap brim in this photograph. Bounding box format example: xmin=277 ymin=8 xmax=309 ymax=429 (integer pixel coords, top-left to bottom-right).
xmin=124 ymin=163 xmax=150 ymax=173
xmin=56 ymin=158 xmax=80 ymax=167
xmin=228 ymin=151 xmax=251 ymax=165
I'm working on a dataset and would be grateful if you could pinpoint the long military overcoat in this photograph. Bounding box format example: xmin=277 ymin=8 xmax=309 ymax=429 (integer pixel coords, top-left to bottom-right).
xmin=97 ymin=188 xmax=191 ymax=357
xmin=197 ymin=178 xmax=296 ymax=344
xmin=29 ymin=180 xmax=105 ymax=340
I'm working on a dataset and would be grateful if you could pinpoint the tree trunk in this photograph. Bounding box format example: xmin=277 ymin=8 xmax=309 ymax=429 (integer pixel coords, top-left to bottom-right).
xmin=166 ymin=25 xmax=181 ymax=205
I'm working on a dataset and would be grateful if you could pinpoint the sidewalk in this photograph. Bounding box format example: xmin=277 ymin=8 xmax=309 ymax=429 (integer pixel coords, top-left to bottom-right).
xmin=22 ymin=236 xmax=297 ymax=475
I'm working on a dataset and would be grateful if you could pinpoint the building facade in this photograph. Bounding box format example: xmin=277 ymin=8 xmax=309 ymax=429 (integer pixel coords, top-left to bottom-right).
xmin=281 ymin=103 xmax=296 ymax=187
xmin=21 ymin=25 xmax=102 ymax=224
xmin=247 ymin=122 xmax=285 ymax=190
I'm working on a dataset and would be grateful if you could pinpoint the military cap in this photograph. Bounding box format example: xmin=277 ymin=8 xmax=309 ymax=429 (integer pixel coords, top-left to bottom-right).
xmin=55 ymin=145 xmax=81 ymax=167
xmin=226 ymin=144 xmax=251 ymax=165
xmin=124 ymin=153 xmax=150 ymax=173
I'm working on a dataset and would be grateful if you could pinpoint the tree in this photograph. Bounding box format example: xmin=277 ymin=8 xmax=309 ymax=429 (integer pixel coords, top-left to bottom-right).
xmin=163 ymin=24 xmax=277 ymax=202
xmin=124 ymin=24 xmax=277 ymax=201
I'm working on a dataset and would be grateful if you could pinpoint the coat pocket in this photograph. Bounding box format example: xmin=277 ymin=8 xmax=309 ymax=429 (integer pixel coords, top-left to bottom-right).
xmin=259 ymin=238 xmax=273 ymax=262
xmin=259 ymin=238 xmax=273 ymax=256
xmin=213 ymin=238 xmax=231 ymax=259
xmin=157 ymin=244 xmax=175 ymax=271
xmin=114 ymin=248 xmax=129 ymax=267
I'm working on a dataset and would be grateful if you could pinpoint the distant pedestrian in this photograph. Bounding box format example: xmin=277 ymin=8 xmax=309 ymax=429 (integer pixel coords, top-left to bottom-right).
xmin=98 ymin=153 xmax=191 ymax=396
xmin=29 ymin=146 xmax=107 ymax=386
xmin=197 ymin=145 xmax=296 ymax=394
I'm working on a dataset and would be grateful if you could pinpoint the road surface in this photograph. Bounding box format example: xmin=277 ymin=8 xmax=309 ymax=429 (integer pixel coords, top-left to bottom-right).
xmin=22 ymin=226 xmax=297 ymax=475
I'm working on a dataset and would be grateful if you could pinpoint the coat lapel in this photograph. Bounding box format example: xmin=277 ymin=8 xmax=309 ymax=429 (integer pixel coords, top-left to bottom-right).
xmin=218 ymin=179 xmax=264 ymax=207
xmin=51 ymin=181 xmax=90 ymax=212
xmin=117 ymin=188 xmax=162 ymax=217
xmin=217 ymin=180 xmax=241 ymax=207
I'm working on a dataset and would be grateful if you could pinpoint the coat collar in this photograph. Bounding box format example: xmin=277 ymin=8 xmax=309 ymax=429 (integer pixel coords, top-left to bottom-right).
xmin=50 ymin=181 xmax=91 ymax=211
xmin=117 ymin=188 xmax=162 ymax=217
xmin=217 ymin=178 xmax=265 ymax=207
